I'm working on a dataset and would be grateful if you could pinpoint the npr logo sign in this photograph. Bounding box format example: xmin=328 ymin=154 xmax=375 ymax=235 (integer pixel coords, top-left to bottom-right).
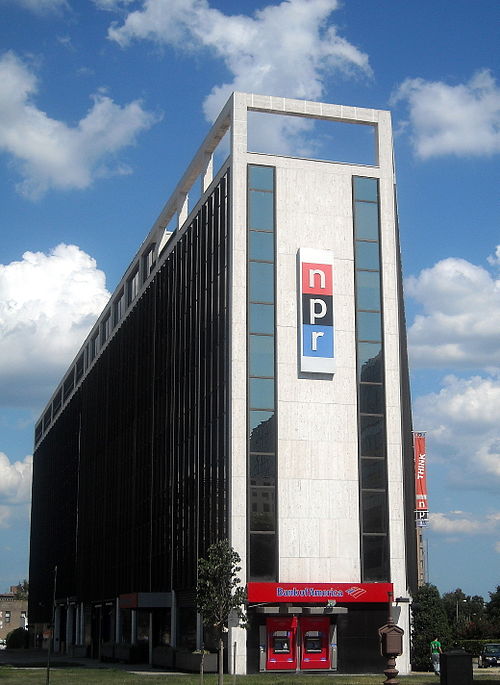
xmin=299 ymin=249 xmax=335 ymax=374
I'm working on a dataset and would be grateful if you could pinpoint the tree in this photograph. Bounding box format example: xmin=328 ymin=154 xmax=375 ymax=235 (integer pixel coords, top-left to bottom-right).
xmin=196 ymin=540 xmax=247 ymax=685
xmin=486 ymin=585 xmax=500 ymax=634
xmin=442 ymin=588 xmax=492 ymax=640
xmin=411 ymin=584 xmax=451 ymax=671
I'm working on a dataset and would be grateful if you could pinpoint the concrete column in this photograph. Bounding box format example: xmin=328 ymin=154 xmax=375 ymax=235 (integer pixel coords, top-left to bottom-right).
xmin=115 ymin=599 xmax=121 ymax=644
xmin=131 ymin=609 xmax=137 ymax=645
xmin=66 ymin=605 xmax=74 ymax=650
xmin=202 ymin=154 xmax=214 ymax=193
xmin=54 ymin=605 xmax=61 ymax=653
xmin=170 ymin=591 xmax=176 ymax=648
xmin=80 ymin=603 xmax=85 ymax=646
xmin=148 ymin=612 xmax=153 ymax=666
xmin=178 ymin=194 xmax=188 ymax=228
xmin=75 ymin=604 xmax=80 ymax=645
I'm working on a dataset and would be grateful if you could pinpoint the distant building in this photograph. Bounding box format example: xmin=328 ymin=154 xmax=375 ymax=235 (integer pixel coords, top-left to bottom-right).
xmin=0 ymin=589 xmax=28 ymax=642
xmin=29 ymin=92 xmax=417 ymax=673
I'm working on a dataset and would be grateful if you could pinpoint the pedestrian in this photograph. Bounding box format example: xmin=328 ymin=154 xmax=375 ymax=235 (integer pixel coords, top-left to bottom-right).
xmin=430 ymin=637 xmax=442 ymax=675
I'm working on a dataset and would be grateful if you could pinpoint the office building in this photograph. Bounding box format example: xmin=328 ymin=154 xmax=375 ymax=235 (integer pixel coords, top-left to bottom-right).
xmin=29 ymin=92 xmax=416 ymax=674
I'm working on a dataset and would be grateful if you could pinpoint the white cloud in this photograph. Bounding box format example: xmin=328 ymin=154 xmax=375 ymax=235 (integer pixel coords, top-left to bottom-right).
xmin=0 ymin=51 xmax=160 ymax=199
xmin=0 ymin=453 xmax=32 ymax=505
xmin=106 ymin=0 xmax=371 ymax=122
xmin=487 ymin=245 xmax=500 ymax=267
xmin=406 ymin=256 xmax=500 ymax=369
xmin=92 ymin=0 xmax=134 ymax=9
xmin=430 ymin=510 xmax=500 ymax=536
xmin=0 ymin=0 xmax=68 ymax=12
xmin=414 ymin=374 xmax=500 ymax=484
xmin=495 ymin=542 xmax=500 ymax=553
xmin=0 ymin=453 xmax=32 ymax=529
xmin=392 ymin=69 xmax=500 ymax=158
xmin=0 ymin=244 xmax=110 ymax=407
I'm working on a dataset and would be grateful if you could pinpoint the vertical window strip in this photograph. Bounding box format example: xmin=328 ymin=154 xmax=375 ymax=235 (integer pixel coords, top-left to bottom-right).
xmin=247 ymin=165 xmax=277 ymax=581
xmin=353 ymin=176 xmax=390 ymax=582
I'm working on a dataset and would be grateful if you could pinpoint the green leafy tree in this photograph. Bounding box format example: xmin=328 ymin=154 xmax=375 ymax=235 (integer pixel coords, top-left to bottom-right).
xmin=442 ymin=588 xmax=488 ymax=640
xmin=486 ymin=585 xmax=500 ymax=635
xmin=411 ymin=584 xmax=451 ymax=671
xmin=196 ymin=540 xmax=247 ymax=685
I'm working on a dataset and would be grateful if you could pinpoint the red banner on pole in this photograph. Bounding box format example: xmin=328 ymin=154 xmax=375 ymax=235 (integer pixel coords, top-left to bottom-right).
xmin=414 ymin=432 xmax=428 ymax=526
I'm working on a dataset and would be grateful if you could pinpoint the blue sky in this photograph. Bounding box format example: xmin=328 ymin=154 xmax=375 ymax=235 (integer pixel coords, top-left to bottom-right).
xmin=0 ymin=0 xmax=499 ymax=601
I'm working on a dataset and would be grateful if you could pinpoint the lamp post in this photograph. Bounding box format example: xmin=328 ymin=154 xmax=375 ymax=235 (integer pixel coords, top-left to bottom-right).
xmin=456 ymin=599 xmax=466 ymax=623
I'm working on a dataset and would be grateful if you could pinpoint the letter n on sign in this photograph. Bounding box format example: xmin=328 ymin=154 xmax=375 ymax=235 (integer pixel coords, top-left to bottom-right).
xmin=299 ymin=249 xmax=335 ymax=374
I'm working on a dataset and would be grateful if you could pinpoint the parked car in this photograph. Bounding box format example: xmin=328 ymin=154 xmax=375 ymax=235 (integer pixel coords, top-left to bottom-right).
xmin=479 ymin=643 xmax=500 ymax=668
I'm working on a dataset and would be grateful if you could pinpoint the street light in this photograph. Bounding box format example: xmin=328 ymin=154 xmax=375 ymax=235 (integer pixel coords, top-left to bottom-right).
xmin=456 ymin=599 xmax=467 ymax=623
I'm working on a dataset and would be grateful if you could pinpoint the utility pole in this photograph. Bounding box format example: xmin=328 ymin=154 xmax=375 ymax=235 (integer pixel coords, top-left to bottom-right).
xmin=46 ymin=565 xmax=57 ymax=685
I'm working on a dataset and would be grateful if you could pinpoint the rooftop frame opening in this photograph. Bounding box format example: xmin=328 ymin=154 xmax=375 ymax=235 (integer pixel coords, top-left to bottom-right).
xmin=247 ymin=109 xmax=376 ymax=166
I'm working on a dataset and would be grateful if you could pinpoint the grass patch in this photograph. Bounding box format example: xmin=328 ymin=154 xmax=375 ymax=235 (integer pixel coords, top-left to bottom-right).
xmin=0 ymin=670 xmax=500 ymax=685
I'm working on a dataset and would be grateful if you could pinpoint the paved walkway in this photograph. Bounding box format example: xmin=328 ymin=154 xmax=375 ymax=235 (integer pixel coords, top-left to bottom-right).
xmin=0 ymin=648 xmax=185 ymax=674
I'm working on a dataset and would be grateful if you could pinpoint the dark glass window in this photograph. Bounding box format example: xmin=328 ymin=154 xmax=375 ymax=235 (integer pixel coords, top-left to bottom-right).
xmin=358 ymin=342 xmax=383 ymax=382
xmin=354 ymin=175 xmax=389 ymax=583
xmin=249 ymin=411 xmax=275 ymax=451
xmin=249 ymin=262 xmax=274 ymax=302
xmin=249 ymin=165 xmax=274 ymax=191
xmin=249 ymin=230 xmax=274 ymax=260
xmin=249 ymin=191 xmax=274 ymax=230
xmin=249 ymin=453 xmax=276 ymax=486
xmin=361 ymin=458 xmax=386 ymax=489
xmin=357 ymin=311 xmax=382 ymax=342
xmin=249 ymin=378 xmax=275 ymax=410
xmin=359 ymin=383 xmax=384 ymax=414
xmin=354 ymin=202 xmax=379 ymax=240
xmin=247 ymin=165 xmax=276 ymax=582
xmin=354 ymin=177 xmax=378 ymax=202
xmin=356 ymin=270 xmax=381 ymax=310
xmin=249 ymin=534 xmax=276 ymax=580
xmin=249 ymin=303 xmax=274 ymax=334
xmin=360 ymin=415 xmax=385 ymax=457
xmin=249 ymin=335 xmax=274 ymax=377
xmin=249 ymin=487 xmax=275 ymax=530
xmin=362 ymin=491 xmax=388 ymax=533
xmin=362 ymin=535 xmax=389 ymax=582
xmin=355 ymin=241 xmax=380 ymax=270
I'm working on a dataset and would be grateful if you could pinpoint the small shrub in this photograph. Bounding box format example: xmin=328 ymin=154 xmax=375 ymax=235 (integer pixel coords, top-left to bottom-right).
xmin=6 ymin=627 xmax=28 ymax=648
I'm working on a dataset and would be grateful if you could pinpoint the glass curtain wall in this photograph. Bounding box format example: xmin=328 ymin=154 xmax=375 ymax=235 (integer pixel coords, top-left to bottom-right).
xmin=353 ymin=176 xmax=390 ymax=582
xmin=247 ymin=165 xmax=277 ymax=581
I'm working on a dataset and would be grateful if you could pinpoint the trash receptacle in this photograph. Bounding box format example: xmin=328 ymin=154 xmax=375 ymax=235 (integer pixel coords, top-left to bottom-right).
xmin=440 ymin=648 xmax=473 ymax=685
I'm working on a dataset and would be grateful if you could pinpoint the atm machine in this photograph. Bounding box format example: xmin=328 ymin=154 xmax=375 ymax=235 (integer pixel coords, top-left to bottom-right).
xmin=263 ymin=617 xmax=298 ymax=670
xmin=299 ymin=616 xmax=336 ymax=670
xmin=260 ymin=616 xmax=338 ymax=672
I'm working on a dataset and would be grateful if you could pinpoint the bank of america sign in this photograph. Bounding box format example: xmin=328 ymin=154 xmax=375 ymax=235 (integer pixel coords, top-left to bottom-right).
xmin=299 ymin=249 xmax=335 ymax=374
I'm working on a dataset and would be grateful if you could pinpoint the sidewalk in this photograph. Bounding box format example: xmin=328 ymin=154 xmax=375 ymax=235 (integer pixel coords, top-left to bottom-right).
xmin=0 ymin=648 xmax=185 ymax=674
